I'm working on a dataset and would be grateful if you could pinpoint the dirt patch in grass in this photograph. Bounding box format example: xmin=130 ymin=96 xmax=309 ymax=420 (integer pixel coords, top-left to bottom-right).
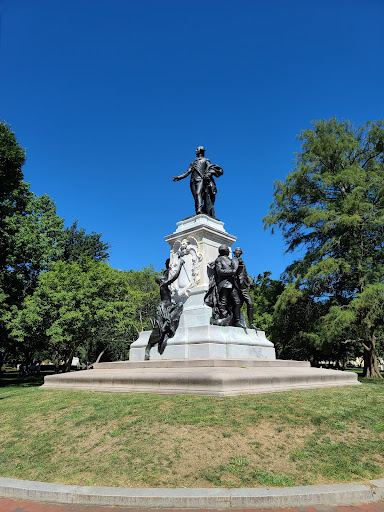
xmin=138 ymin=422 xmax=316 ymax=487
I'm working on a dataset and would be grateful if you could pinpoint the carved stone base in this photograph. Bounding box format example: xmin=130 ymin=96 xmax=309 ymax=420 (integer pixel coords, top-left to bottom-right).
xmin=129 ymin=325 xmax=275 ymax=360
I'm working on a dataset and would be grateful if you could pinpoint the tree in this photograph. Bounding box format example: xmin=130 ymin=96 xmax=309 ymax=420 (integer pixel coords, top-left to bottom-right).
xmin=4 ymin=192 xmax=64 ymax=296
xmin=10 ymin=262 xmax=160 ymax=370
xmin=11 ymin=260 xmax=120 ymax=371
xmin=269 ymin=283 xmax=323 ymax=363
xmin=0 ymin=122 xmax=65 ymax=367
xmin=82 ymin=266 xmax=159 ymax=364
xmin=264 ymin=118 xmax=384 ymax=377
xmin=0 ymin=122 xmax=111 ymax=368
xmin=60 ymin=220 xmax=110 ymax=263
xmin=0 ymin=187 xmax=65 ymax=367
xmin=248 ymin=271 xmax=284 ymax=333
xmin=0 ymin=122 xmax=25 ymax=201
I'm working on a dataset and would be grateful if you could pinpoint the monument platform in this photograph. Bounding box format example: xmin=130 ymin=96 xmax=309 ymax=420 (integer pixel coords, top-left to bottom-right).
xmin=41 ymin=215 xmax=360 ymax=396
xmin=41 ymin=358 xmax=360 ymax=396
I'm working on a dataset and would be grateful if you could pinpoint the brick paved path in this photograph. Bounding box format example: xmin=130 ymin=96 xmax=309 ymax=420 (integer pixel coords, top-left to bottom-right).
xmin=1 ymin=499 xmax=384 ymax=512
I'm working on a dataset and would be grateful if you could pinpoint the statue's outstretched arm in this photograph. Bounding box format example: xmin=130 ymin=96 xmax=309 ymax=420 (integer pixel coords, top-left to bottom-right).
xmin=173 ymin=166 xmax=192 ymax=181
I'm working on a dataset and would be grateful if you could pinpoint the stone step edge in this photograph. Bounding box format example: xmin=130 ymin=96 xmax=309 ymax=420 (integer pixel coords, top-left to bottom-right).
xmin=0 ymin=476 xmax=383 ymax=508
xmin=94 ymin=358 xmax=311 ymax=369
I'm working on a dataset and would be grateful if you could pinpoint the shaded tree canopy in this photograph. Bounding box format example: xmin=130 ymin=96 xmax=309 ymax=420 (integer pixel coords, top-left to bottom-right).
xmin=249 ymin=271 xmax=284 ymax=334
xmin=0 ymin=122 xmax=25 ymax=201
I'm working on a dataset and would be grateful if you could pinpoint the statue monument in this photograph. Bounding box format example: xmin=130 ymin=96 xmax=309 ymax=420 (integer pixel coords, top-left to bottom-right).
xmin=42 ymin=145 xmax=360 ymax=395
xmin=130 ymin=146 xmax=275 ymax=360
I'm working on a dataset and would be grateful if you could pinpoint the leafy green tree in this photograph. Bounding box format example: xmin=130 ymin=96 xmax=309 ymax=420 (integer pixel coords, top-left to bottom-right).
xmin=0 ymin=122 xmax=26 ymax=352
xmin=264 ymin=118 xmax=384 ymax=377
xmin=270 ymin=283 xmax=334 ymax=364
xmin=60 ymin=220 xmax=110 ymax=263
xmin=11 ymin=260 xmax=119 ymax=371
xmin=0 ymin=122 xmax=64 ymax=367
xmin=83 ymin=266 xmax=159 ymax=364
xmin=0 ymin=122 xmax=111 ymax=368
xmin=4 ymin=192 xmax=64 ymax=297
xmin=10 ymin=262 xmax=159 ymax=370
xmin=248 ymin=271 xmax=284 ymax=333
xmin=0 ymin=122 xmax=25 ymax=201
xmin=0 ymin=187 xmax=64 ymax=367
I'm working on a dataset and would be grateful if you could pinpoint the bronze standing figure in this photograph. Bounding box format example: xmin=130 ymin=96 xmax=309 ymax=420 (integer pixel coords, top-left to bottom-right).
xmin=173 ymin=146 xmax=223 ymax=218
xmin=233 ymin=247 xmax=257 ymax=329
xmin=145 ymin=258 xmax=184 ymax=360
xmin=204 ymin=245 xmax=242 ymax=327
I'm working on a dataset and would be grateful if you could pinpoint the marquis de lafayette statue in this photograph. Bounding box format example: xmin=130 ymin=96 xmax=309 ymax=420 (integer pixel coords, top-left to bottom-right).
xmin=204 ymin=245 xmax=256 ymax=329
xmin=145 ymin=258 xmax=184 ymax=360
xmin=173 ymin=146 xmax=223 ymax=218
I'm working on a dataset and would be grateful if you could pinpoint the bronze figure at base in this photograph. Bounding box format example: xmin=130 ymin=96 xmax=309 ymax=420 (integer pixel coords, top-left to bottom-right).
xmin=204 ymin=245 xmax=257 ymax=330
xmin=144 ymin=258 xmax=184 ymax=360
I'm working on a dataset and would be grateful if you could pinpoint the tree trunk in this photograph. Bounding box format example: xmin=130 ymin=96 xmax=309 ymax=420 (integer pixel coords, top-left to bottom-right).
xmin=0 ymin=351 xmax=5 ymax=373
xmin=65 ymin=346 xmax=77 ymax=373
xmin=24 ymin=347 xmax=33 ymax=371
xmin=53 ymin=352 xmax=60 ymax=373
xmin=95 ymin=348 xmax=106 ymax=364
xmin=65 ymin=341 xmax=85 ymax=372
xmin=363 ymin=333 xmax=382 ymax=378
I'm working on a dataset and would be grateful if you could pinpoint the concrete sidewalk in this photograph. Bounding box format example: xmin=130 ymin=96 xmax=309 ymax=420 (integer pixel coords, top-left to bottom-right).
xmin=1 ymin=477 xmax=384 ymax=510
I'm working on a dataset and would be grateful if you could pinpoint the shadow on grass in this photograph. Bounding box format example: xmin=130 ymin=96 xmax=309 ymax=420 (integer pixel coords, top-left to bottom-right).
xmin=359 ymin=376 xmax=384 ymax=385
xmin=347 ymin=369 xmax=384 ymax=384
xmin=0 ymin=371 xmax=49 ymax=388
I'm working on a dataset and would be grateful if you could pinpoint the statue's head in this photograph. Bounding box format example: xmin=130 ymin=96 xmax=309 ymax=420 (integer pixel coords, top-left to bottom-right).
xmin=195 ymin=146 xmax=205 ymax=156
xmin=165 ymin=258 xmax=170 ymax=269
xmin=218 ymin=244 xmax=230 ymax=256
xmin=155 ymin=275 xmax=164 ymax=285
xmin=233 ymin=247 xmax=243 ymax=257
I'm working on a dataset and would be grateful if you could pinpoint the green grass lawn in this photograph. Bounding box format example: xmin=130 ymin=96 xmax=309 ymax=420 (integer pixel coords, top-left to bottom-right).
xmin=0 ymin=370 xmax=383 ymax=488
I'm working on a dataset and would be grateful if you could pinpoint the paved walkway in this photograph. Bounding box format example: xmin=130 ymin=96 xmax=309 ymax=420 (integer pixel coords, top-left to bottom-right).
xmin=0 ymin=498 xmax=384 ymax=512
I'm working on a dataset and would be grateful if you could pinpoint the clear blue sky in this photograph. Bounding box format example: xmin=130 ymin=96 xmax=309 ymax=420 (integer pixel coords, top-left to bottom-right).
xmin=1 ymin=0 xmax=383 ymax=278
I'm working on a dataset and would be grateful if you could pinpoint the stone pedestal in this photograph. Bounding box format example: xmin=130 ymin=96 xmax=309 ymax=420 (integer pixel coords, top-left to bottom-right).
xmin=129 ymin=214 xmax=276 ymax=361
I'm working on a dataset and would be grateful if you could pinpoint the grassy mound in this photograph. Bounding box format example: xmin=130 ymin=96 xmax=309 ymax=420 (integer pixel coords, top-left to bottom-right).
xmin=0 ymin=372 xmax=383 ymax=488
